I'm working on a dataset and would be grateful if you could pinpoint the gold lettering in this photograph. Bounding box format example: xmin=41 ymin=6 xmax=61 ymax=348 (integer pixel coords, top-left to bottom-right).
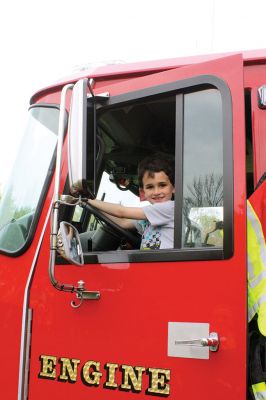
xmin=38 ymin=355 xmax=57 ymax=380
xmin=104 ymin=363 xmax=119 ymax=389
xmin=58 ymin=357 xmax=80 ymax=383
xmin=146 ymin=368 xmax=170 ymax=397
xmin=38 ymin=353 xmax=171 ymax=397
xmin=120 ymin=364 xmax=145 ymax=393
xmin=81 ymin=361 xmax=102 ymax=386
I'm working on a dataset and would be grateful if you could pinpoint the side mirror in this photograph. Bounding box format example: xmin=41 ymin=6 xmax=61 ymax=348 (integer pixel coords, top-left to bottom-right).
xmin=68 ymin=78 xmax=88 ymax=196
xmin=68 ymin=78 xmax=95 ymax=197
xmin=57 ymin=222 xmax=84 ymax=265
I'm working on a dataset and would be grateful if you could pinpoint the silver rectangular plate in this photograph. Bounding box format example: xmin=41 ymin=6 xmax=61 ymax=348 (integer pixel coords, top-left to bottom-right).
xmin=168 ymin=322 xmax=210 ymax=360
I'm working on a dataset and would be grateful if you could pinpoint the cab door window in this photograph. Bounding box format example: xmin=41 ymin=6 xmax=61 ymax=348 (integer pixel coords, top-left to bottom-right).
xmin=71 ymin=77 xmax=232 ymax=263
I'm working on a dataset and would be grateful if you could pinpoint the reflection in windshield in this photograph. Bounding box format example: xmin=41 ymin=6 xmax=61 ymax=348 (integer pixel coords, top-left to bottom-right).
xmin=0 ymin=106 xmax=59 ymax=252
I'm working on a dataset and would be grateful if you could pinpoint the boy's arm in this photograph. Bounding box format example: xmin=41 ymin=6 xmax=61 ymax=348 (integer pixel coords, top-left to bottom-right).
xmin=88 ymin=198 xmax=146 ymax=229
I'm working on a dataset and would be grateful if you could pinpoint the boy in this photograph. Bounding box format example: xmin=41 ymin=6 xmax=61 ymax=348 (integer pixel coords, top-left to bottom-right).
xmin=88 ymin=156 xmax=175 ymax=250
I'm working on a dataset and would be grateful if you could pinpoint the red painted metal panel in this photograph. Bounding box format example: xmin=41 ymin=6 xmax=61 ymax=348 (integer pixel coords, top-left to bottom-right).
xmin=0 ymin=187 xmax=54 ymax=398
xmin=31 ymin=49 xmax=266 ymax=104
xmin=18 ymin=54 xmax=247 ymax=399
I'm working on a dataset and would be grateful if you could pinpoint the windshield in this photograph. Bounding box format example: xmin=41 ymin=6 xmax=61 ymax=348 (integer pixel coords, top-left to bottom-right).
xmin=0 ymin=106 xmax=59 ymax=253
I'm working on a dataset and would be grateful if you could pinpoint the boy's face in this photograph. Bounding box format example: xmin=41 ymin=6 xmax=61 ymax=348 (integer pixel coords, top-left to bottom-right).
xmin=142 ymin=171 xmax=175 ymax=204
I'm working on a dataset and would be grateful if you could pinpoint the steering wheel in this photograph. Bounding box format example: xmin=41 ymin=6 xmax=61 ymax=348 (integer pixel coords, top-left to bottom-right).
xmin=81 ymin=201 xmax=141 ymax=248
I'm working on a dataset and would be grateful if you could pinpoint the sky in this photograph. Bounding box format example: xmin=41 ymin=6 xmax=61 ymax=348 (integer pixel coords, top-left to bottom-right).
xmin=1 ymin=0 xmax=266 ymax=190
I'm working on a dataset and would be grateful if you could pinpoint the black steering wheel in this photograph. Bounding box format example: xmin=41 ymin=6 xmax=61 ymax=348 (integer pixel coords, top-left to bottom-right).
xmin=81 ymin=201 xmax=141 ymax=248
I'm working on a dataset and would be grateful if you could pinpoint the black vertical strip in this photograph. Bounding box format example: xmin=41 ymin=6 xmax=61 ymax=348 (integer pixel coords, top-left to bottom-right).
xmin=93 ymin=100 xmax=97 ymax=196
xmin=87 ymin=102 xmax=95 ymax=197
xmin=174 ymin=94 xmax=184 ymax=248
xmin=222 ymin=92 xmax=234 ymax=258
xmin=87 ymin=80 xmax=96 ymax=197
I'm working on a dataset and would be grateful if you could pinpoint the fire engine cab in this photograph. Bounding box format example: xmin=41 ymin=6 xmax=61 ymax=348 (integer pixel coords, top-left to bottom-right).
xmin=0 ymin=49 xmax=265 ymax=399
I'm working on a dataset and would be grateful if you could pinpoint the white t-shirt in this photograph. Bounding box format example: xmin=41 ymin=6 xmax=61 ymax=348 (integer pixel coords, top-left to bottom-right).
xmin=134 ymin=201 xmax=174 ymax=250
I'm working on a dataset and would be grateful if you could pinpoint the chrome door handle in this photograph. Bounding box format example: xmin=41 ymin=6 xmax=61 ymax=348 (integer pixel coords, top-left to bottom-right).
xmin=174 ymin=332 xmax=219 ymax=352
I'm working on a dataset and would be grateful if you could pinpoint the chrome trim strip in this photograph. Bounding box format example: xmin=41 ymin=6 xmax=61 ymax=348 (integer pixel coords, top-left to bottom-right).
xmin=22 ymin=308 xmax=32 ymax=400
xmin=18 ymin=203 xmax=52 ymax=400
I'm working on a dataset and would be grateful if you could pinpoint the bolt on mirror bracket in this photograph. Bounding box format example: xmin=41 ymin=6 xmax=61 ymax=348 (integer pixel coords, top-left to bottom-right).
xmin=71 ymin=280 xmax=101 ymax=308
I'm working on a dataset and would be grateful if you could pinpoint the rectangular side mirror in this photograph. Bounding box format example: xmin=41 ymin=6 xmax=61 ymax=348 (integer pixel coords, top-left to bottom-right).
xmin=68 ymin=78 xmax=95 ymax=197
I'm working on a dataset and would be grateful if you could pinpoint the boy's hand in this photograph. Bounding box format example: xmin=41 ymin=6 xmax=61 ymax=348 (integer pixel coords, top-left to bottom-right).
xmin=70 ymin=180 xmax=95 ymax=199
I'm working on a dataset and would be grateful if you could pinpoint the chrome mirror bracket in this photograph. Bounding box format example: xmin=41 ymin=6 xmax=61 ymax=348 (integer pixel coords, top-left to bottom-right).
xmin=71 ymin=280 xmax=100 ymax=308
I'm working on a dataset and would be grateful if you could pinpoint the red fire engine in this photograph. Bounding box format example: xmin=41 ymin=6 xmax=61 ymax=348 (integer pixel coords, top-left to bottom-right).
xmin=0 ymin=49 xmax=265 ymax=399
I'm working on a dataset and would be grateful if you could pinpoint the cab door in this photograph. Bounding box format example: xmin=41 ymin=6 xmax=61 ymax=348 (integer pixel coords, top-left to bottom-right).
xmin=26 ymin=54 xmax=246 ymax=399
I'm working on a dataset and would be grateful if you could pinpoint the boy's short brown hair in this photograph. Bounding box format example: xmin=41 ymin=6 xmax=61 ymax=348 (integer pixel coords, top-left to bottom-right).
xmin=138 ymin=155 xmax=174 ymax=188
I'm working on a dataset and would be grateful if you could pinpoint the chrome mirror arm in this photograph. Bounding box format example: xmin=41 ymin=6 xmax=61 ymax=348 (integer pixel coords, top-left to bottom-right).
xmin=49 ymin=201 xmax=100 ymax=302
xmin=48 ymin=82 xmax=100 ymax=304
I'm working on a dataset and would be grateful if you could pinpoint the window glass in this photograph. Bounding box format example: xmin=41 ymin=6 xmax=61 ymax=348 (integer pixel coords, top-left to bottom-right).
xmin=182 ymin=89 xmax=223 ymax=248
xmin=76 ymin=83 xmax=229 ymax=261
xmin=0 ymin=106 xmax=59 ymax=253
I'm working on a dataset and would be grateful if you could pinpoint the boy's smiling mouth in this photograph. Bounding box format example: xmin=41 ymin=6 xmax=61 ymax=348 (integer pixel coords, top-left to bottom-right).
xmin=151 ymin=196 xmax=165 ymax=203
